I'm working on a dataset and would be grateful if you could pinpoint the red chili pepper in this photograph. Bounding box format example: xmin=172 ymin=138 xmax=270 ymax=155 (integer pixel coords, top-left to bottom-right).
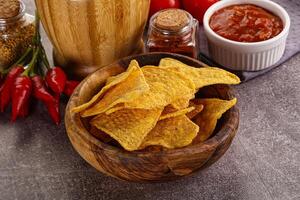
xmin=0 ymin=66 xmax=24 ymax=112
xmin=0 ymin=78 xmax=3 ymax=107
xmin=11 ymin=76 xmax=32 ymax=121
xmin=46 ymin=94 xmax=60 ymax=125
xmin=45 ymin=67 xmax=67 ymax=95
xmin=32 ymin=75 xmax=60 ymax=124
xmin=32 ymin=75 xmax=56 ymax=103
xmin=64 ymin=80 xmax=80 ymax=97
xmin=19 ymin=98 xmax=30 ymax=118
xmin=0 ymin=73 xmax=4 ymax=96
xmin=0 ymin=73 xmax=3 ymax=86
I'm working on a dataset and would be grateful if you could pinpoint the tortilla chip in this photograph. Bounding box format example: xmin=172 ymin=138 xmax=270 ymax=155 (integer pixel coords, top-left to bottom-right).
xmin=159 ymin=58 xmax=240 ymax=89
xmin=159 ymin=58 xmax=192 ymax=68
xmin=124 ymin=66 xmax=196 ymax=109
xmin=90 ymin=108 xmax=163 ymax=151
xmin=186 ymin=104 xmax=204 ymax=119
xmin=139 ymin=115 xmax=199 ymax=149
xmin=105 ymin=104 xmax=125 ymax=115
xmin=159 ymin=106 xmax=195 ymax=121
xmin=80 ymin=60 xmax=150 ymax=117
xmin=72 ymin=60 xmax=141 ymax=114
xmin=192 ymin=98 xmax=237 ymax=143
xmin=171 ymin=95 xmax=194 ymax=109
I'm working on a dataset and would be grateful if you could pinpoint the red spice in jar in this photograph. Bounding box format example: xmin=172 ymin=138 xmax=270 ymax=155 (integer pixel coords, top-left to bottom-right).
xmin=209 ymin=4 xmax=284 ymax=42
xmin=146 ymin=9 xmax=199 ymax=58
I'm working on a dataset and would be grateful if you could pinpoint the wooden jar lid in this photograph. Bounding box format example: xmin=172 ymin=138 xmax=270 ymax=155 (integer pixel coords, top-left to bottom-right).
xmin=155 ymin=9 xmax=189 ymax=31
xmin=0 ymin=0 xmax=21 ymax=19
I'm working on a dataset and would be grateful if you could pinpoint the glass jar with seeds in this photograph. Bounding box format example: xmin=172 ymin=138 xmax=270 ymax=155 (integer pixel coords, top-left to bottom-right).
xmin=0 ymin=0 xmax=35 ymax=71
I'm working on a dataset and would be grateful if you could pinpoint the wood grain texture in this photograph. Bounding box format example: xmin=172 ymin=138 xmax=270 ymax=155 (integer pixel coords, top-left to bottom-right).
xmin=65 ymin=53 xmax=239 ymax=182
xmin=35 ymin=0 xmax=150 ymax=79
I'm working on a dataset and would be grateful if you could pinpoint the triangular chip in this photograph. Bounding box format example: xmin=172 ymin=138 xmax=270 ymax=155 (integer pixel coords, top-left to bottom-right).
xmin=80 ymin=60 xmax=150 ymax=117
xmin=171 ymin=95 xmax=194 ymax=109
xmin=123 ymin=66 xmax=196 ymax=109
xmin=159 ymin=58 xmax=240 ymax=89
xmin=186 ymin=103 xmax=204 ymax=119
xmin=90 ymin=108 xmax=163 ymax=151
xmin=192 ymin=98 xmax=237 ymax=143
xmin=72 ymin=60 xmax=141 ymax=114
xmin=105 ymin=104 xmax=125 ymax=115
xmin=139 ymin=115 xmax=199 ymax=149
xmin=159 ymin=106 xmax=195 ymax=121
xmin=159 ymin=58 xmax=193 ymax=68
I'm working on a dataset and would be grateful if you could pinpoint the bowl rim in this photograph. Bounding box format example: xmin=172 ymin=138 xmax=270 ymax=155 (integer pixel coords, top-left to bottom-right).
xmin=65 ymin=52 xmax=239 ymax=157
xmin=203 ymin=0 xmax=291 ymax=47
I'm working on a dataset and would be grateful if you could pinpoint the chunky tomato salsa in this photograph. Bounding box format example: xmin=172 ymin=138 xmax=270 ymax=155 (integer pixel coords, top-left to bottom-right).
xmin=209 ymin=4 xmax=283 ymax=42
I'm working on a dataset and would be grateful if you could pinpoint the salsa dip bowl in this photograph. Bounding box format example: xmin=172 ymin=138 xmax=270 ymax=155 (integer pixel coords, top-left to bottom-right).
xmin=203 ymin=0 xmax=291 ymax=71
xmin=65 ymin=53 xmax=239 ymax=182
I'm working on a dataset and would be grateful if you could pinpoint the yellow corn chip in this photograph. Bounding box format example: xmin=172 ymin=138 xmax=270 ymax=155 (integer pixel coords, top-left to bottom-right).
xmin=193 ymin=98 xmax=237 ymax=142
xmin=159 ymin=58 xmax=192 ymax=68
xmin=124 ymin=66 xmax=196 ymax=109
xmin=171 ymin=95 xmax=194 ymax=109
xmin=159 ymin=106 xmax=195 ymax=121
xmin=72 ymin=60 xmax=140 ymax=114
xmin=139 ymin=115 xmax=199 ymax=149
xmin=80 ymin=60 xmax=150 ymax=117
xmin=91 ymin=108 xmax=163 ymax=151
xmin=105 ymin=97 xmax=192 ymax=115
xmin=186 ymin=104 xmax=204 ymax=119
xmin=159 ymin=58 xmax=240 ymax=89
xmin=105 ymin=104 xmax=125 ymax=115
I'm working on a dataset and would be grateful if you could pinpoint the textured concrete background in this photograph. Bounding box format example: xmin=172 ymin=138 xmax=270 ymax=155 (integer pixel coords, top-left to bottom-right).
xmin=0 ymin=1 xmax=299 ymax=200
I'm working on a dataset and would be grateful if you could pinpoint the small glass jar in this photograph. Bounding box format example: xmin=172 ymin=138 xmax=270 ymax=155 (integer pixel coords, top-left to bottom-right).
xmin=146 ymin=9 xmax=199 ymax=59
xmin=0 ymin=0 xmax=35 ymax=71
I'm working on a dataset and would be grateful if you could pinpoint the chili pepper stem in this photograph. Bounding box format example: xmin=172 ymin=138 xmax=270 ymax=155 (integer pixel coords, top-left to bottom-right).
xmin=40 ymin=45 xmax=50 ymax=69
xmin=15 ymin=47 xmax=33 ymax=66
xmin=22 ymin=48 xmax=39 ymax=77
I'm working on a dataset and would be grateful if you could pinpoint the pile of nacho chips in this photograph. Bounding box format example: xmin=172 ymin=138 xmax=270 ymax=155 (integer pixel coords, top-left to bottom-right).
xmin=73 ymin=58 xmax=240 ymax=151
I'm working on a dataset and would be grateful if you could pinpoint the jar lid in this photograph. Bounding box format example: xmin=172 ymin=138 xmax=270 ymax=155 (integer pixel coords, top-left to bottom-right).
xmin=154 ymin=9 xmax=190 ymax=31
xmin=0 ymin=0 xmax=21 ymax=19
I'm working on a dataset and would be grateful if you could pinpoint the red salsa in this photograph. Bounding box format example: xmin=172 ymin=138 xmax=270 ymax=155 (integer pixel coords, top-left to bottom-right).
xmin=209 ymin=4 xmax=283 ymax=42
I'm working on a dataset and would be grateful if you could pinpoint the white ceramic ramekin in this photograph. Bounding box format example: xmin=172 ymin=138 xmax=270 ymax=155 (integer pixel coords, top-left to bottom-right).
xmin=203 ymin=0 xmax=290 ymax=71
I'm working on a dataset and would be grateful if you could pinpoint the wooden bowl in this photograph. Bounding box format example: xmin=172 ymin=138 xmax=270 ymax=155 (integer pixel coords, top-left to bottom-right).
xmin=65 ymin=52 xmax=239 ymax=182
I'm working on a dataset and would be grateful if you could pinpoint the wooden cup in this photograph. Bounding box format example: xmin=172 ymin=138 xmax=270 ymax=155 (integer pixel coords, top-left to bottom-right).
xmin=35 ymin=0 xmax=150 ymax=79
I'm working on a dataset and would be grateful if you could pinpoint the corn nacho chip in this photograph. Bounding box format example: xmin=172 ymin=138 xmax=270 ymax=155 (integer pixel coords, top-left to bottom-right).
xmin=105 ymin=104 xmax=125 ymax=115
xmin=80 ymin=60 xmax=150 ymax=117
xmin=139 ymin=115 xmax=199 ymax=149
xmin=171 ymin=95 xmax=194 ymax=109
xmin=159 ymin=57 xmax=191 ymax=68
xmin=159 ymin=106 xmax=195 ymax=121
xmin=72 ymin=60 xmax=141 ymax=114
xmin=192 ymin=98 xmax=237 ymax=143
xmin=159 ymin=58 xmax=240 ymax=89
xmin=123 ymin=66 xmax=196 ymax=109
xmin=186 ymin=103 xmax=204 ymax=119
xmin=91 ymin=108 xmax=163 ymax=151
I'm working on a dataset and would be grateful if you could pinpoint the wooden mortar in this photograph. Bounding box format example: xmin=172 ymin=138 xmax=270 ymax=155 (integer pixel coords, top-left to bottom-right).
xmin=35 ymin=0 xmax=150 ymax=79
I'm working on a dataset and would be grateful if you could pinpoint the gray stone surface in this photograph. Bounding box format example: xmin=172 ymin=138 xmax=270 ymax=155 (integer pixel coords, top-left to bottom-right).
xmin=0 ymin=1 xmax=299 ymax=200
